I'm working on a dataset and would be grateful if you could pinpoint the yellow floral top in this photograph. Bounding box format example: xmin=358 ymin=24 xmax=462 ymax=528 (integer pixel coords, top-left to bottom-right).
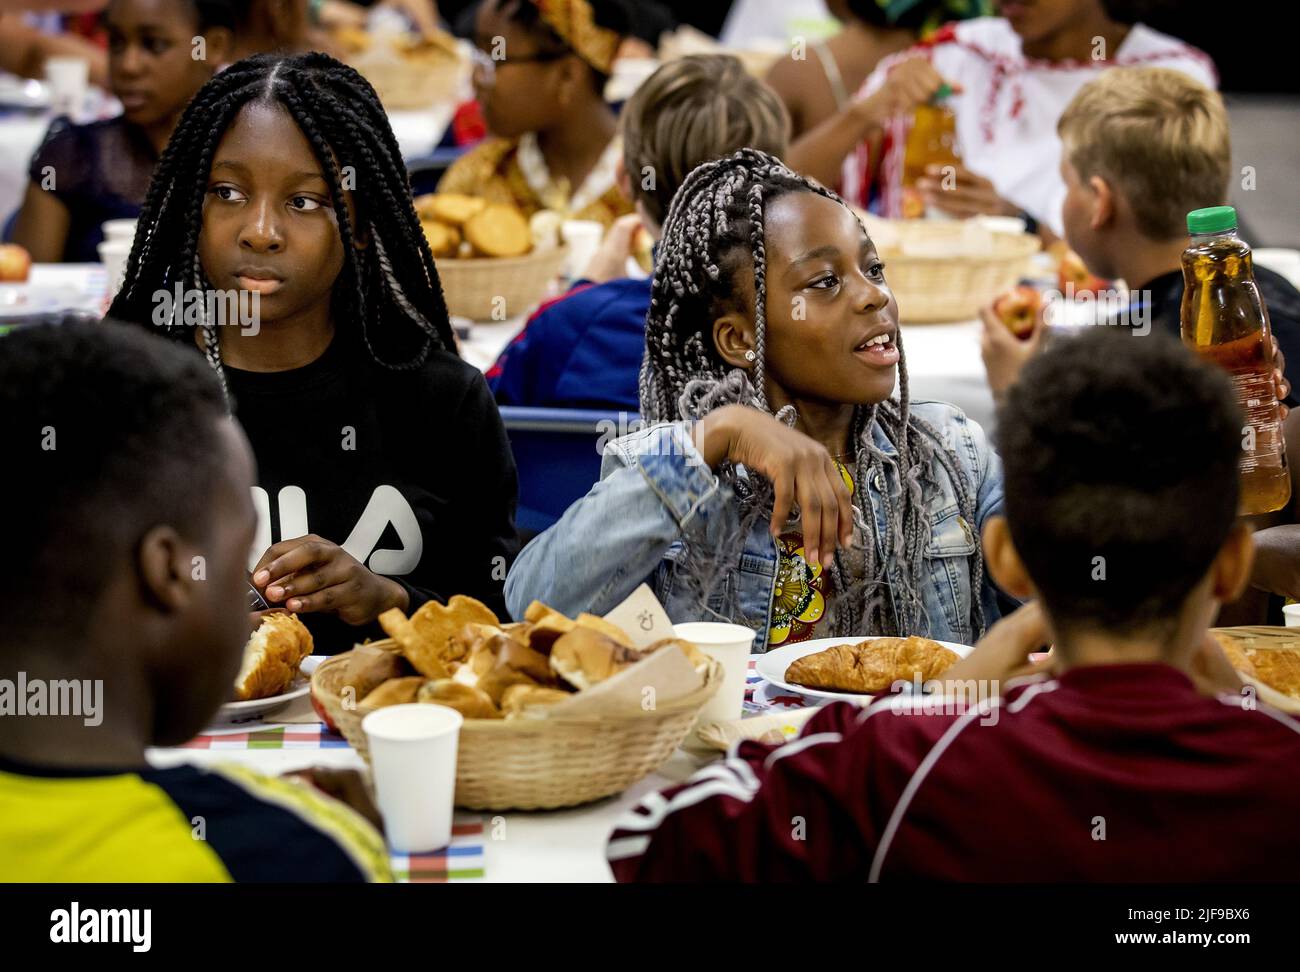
xmin=438 ymin=132 xmax=632 ymax=228
xmin=768 ymin=460 xmax=859 ymax=647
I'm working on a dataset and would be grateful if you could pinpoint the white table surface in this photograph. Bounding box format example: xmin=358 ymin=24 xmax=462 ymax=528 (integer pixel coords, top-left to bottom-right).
xmin=145 ymin=740 xmax=711 ymax=883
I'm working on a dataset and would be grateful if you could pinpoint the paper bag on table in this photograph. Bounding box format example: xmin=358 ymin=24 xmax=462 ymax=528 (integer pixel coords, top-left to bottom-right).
xmin=694 ymin=707 xmax=820 ymax=752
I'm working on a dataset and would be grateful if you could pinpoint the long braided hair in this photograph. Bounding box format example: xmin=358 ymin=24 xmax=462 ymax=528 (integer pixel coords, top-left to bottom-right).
xmin=108 ymin=53 xmax=456 ymax=397
xmin=640 ymin=148 xmax=986 ymax=639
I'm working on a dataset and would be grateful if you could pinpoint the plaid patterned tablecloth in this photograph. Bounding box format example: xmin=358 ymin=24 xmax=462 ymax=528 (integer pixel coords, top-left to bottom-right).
xmin=389 ymin=818 xmax=486 ymax=882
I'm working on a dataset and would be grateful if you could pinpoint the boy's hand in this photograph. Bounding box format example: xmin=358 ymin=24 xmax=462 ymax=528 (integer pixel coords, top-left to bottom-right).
xmin=697 ymin=405 xmax=854 ymax=569
xmin=918 ymin=163 xmax=1019 ymax=219
xmin=286 ymin=767 xmax=384 ymax=833
xmin=1187 ymin=633 xmax=1246 ymax=697
xmin=1271 ymin=335 xmax=1290 ymax=418
xmin=978 ymin=300 xmax=1046 ymax=399
xmin=938 ymin=601 xmax=1051 ymax=690
xmin=253 ymin=535 xmax=409 ymax=625
xmin=581 ymin=213 xmax=642 ymax=284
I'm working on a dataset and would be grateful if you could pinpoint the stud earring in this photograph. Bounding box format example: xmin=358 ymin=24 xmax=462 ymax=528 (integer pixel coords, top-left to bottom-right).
xmin=744 ymin=350 xmax=756 ymax=362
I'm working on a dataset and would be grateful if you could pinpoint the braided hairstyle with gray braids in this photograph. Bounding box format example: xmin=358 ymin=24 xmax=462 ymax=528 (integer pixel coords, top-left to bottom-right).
xmin=108 ymin=53 xmax=456 ymax=397
xmin=640 ymin=148 xmax=986 ymax=639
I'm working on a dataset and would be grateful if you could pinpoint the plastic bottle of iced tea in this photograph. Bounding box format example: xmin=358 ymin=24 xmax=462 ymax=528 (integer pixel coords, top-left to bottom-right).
xmin=1180 ymin=206 xmax=1290 ymax=515
xmin=899 ymin=82 xmax=960 ymax=220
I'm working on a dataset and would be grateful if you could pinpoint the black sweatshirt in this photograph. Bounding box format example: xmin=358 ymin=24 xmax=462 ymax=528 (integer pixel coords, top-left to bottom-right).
xmin=225 ymin=329 xmax=519 ymax=653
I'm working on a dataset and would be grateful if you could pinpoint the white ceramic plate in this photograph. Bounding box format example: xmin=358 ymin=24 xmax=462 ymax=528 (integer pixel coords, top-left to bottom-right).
xmin=211 ymin=657 xmax=323 ymax=725
xmin=755 ymin=637 xmax=973 ymax=702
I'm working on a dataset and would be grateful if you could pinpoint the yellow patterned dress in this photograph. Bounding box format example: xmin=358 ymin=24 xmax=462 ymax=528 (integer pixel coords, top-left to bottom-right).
xmin=438 ymin=132 xmax=632 ymax=228
xmin=768 ymin=460 xmax=859 ymax=647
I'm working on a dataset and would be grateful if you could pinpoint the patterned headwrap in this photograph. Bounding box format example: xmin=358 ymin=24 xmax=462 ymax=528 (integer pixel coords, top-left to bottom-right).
xmin=529 ymin=0 xmax=622 ymax=75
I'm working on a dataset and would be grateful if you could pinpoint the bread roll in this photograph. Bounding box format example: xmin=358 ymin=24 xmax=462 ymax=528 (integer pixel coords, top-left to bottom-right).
xmin=549 ymin=627 xmax=647 ymax=691
xmin=360 ymin=676 xmax=427 ymax=708
xmin=421 ymin=220 xmax=461 ymax=258
xmin=379 ymin=595 xmax=498 ymax=679
xmin=522 ymin=601 xmax=575 ymax=655
xmin=575 ymin=612 xmax=633 ymax=646
xmin=422 ymin=193 xmax=487 ymax=226
xmin=233 ymin=612 xmax=314 ymax=701
xmin=477 ymin=637 xmax=557 ymax=704
xmin=340 ymin=643 xmax=416 ymax=702
xmin=418 ymin=679 xmax=501 ymax=719
xmin=501 ymin=684 xmax=572 ymax=718
xmin=464 ymin=203 xmax=532 ymax=258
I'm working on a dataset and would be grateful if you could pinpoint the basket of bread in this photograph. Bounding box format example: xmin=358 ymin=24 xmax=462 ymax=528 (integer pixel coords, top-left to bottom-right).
xmin=332 ymin=26 xmax=468 ymax=110
xmin=311 ymin=593 xmax=722 ymax=810
xmin=856 ymin=213 xmax=1041 ymax=324
xmin=414 ymin=193 xmax=568 ymax=320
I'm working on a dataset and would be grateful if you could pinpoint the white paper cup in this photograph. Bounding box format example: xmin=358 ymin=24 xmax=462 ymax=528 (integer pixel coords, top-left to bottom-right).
xmin=362 ymin=703 xmax=462 ymax=853
xmin=675 ymin=622 xmax=756 ymax=724
xmin=45 ymin=56 xmax=89 ymax=119
xmin=560 ymin=219 xmax=604 ymax=281
xmin=97 ymin=239 xmax=132 ymax=296
xmin=1283 ymin=604 xmax=1300 ymax=628
xmin=101 ymin=218 xmax=138 ymax=244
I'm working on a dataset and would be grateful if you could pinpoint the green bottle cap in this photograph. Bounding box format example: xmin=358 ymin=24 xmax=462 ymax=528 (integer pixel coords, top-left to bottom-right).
xmin=1187 ymin=206 xmax=1237 ymax=234
xmin=931 ymin=82 xmax=954 ymax=103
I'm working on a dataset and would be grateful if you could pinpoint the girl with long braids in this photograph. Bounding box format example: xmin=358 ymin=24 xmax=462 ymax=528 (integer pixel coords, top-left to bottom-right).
xmin=109 ymin=52 xmax=519 ymax=652
xmin=506 ymin=148 xmax=1002 ymax=649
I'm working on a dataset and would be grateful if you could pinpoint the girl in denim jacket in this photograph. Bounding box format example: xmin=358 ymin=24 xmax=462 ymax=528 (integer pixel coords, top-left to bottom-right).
xmin=507 ymin=150 xmax=1003 ymax=650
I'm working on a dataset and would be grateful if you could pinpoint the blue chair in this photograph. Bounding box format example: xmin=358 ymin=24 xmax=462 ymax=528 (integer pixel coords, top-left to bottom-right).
xmin=499 ymin=406 xmax=641 ymax=537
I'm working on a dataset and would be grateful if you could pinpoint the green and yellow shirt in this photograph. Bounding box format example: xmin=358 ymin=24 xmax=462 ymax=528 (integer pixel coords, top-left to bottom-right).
xmin=0 ymin=757 xmax=391 ymax=882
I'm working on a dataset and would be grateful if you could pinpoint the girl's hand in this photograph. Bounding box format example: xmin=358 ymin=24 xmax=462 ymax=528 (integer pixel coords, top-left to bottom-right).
xmin=252 ymin=535 xmax=409 ymax=626
xmin=697 ymin=405 xmax=854 ymax=569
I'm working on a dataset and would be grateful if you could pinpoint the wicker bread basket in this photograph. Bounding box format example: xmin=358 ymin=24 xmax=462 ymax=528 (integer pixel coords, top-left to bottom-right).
xmin=311 ymin=640 xmax=723 ymax=810
xmin=434 ymin=246 xmax=568 ymax=321
xmin=861 ymin=216 xmax=1041 ymax=324
xmin=348 ymin=48 xmax=466 ymax=110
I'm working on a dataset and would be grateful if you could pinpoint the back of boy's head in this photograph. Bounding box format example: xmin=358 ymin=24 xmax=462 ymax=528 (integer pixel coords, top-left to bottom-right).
xmin=1058 ymin=66 xmax=1230 ymax=241
xmin=998 ymin=328 xmax=1242 ymax=639
xmin=0 ymin=320 xmax=228 ymax=645
xmin=621 ymin=54 xmax=791 ymax=228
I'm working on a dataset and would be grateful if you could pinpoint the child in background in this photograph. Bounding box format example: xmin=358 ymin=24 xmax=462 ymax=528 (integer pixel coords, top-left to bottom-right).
xmin=487 ymin=53 xmax=790 ymax=410
xmin=109 ymin=53 xmax=518 ymax=651
xmin=609 ymin=328 xmax=1300 ymax=882
xmin=10 ymin=0 xmax=232 ymax=261
xmin=438 ymin=0 xmax=633 ymax=227
xmin=980 ymin=66 xmax=1300 ymax=624
xmin=0 ymin=322 xmax=389 ymax=882
xmin=791 ymin=0 xmax=1214 ymax=237
xmin=506 ymin=149 xmax=1002 ymax=651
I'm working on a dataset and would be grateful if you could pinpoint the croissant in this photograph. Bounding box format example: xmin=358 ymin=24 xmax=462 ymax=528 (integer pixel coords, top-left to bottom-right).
xmin=233 ymin=613 xmax=313 ymax=701
xmin=785 ymin=637 xmax=958 ymax=693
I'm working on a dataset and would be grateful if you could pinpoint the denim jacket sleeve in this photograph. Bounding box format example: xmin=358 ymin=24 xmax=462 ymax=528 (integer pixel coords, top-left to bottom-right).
xmin=966 ymin=409 xmax=1007 ymax=624
xmin=504 ymin=422 xmax=734 ymax=619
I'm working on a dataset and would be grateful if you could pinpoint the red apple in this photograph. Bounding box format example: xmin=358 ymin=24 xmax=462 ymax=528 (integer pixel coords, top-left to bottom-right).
xmin=1055 ymin=245 xmax=1109 ymax=298
xmin=993 ymin=285 xmax=1043 ymax=340
xmin=0 ymin=243 xmax=31 ymax=283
